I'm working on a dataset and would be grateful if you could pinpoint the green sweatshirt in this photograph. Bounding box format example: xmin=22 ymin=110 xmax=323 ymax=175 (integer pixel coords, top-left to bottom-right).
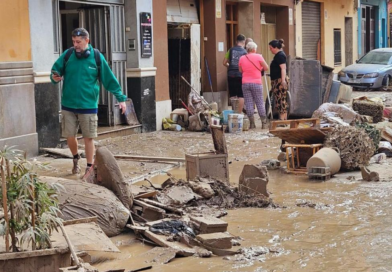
xmin=50 ymin=45 xmax=127 ymax=110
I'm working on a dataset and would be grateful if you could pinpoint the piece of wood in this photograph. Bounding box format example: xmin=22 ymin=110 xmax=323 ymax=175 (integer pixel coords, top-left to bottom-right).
xmin=144 ymin=178 xmax=163 ymax=190
xmin=131 ymin=211 xmax=148 ymax=223
xmin=114 ymin=155 xmax=185 ymax=163
xmin=134 ymin=191 xmax=158 ymax=199
xmin=126 ymin=224 xmax=148 ymax=232
xmin=140 ymin=199 xmax=184 ymax=215
xmin=59 ymin=224 xmax=81 ymax=268
xmin=0 ymin=159 xmax=9 ymax=252
xmin=129 ymin=265 xmax=153 ymax=272
xmin=133 ymin=199 xmax=166 ymax=221
xmin=270 ymin=128 xmax=327 ymax=144
xmin=50 ymin=222 xmax=120 ymax=253
xmin=210 ymin=125 xmax=228 ymax=154
xmin=41 ymin=148 xmax=85 ymax=158
xmin=63 ymin=216 xmax=98 ymax=226
xmin=143 ymin=230 xmax=196 ymax=257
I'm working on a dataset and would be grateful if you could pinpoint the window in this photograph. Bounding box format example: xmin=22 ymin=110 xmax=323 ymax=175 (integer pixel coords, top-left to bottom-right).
xmin=226 ymin=2 xmax=238 ymax=48
xmin=334 ymin=29 xmax=342 ymax=66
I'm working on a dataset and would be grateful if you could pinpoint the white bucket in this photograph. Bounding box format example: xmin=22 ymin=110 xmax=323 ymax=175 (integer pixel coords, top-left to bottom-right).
xmin=228 ymin=114 xmax=244 ymax=133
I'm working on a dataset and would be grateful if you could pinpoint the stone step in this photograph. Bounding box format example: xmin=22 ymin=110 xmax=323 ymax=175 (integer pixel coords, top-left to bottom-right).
xmin=196 ymin=232 xmax=233 ymax=249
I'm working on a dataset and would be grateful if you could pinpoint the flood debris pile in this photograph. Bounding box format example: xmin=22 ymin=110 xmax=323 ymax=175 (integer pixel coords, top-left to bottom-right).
xmin=353 ymin=96 xmax=384 ymax=123
xmin=154 ymin=175 xmax=273 ymax=211
xmin=324 ymin=126 xmax=376 ymax=170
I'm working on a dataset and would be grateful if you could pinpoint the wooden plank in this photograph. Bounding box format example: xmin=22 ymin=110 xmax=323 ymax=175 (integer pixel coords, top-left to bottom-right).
xmin=134 ymin=191 xmax=158 ymax=199
xmin=63 ymin=216 xmax=98 ymax=226
xmin=143 ymin=230 xmax=196 ymax=257
xmin=114 ymin=155 xmax=185 ymax=163
xmin=210 ymin=125 xmax=228 ymax=154
xmin=270 ymin=128 xmax=326 ymax=144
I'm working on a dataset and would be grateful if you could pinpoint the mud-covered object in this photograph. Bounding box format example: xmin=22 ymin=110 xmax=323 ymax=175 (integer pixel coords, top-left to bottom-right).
xmin=324 ymin=126 xmax=375 ymax=170
xmin=149 ymin=220 xmax=196 ymax=238
xmin=95 ymin=146 xmax=133 ymax=208
xmin=312 ymin=103 xmax=361 ymax=124
xmin=355 ymin=122 xmax=381 ymax=150
xmin=41 ymin=176 xmax=130 ymax=237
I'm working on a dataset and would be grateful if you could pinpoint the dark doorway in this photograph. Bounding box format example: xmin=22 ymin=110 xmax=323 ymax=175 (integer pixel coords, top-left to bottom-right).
xmin=168 ymin=25 xmax=191 ymax=110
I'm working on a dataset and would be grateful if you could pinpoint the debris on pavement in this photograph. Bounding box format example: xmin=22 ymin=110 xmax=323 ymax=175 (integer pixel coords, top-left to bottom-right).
xmin=41 ymin=176 xmax=130 ymax=237
xmin=239 ymin=164 xmax=269 ymax=197
xmin=324 ymin=126 xmax=375 ymax=170
xmin=353 ymin=96 xmax=384 ymax=123
xmin=95 ymin=146 xmax=133 ymax=208
xmin=360 ymin=166 xmax=380 ymax=182
xmin=140 ymin=247 xmax=177 ymax=265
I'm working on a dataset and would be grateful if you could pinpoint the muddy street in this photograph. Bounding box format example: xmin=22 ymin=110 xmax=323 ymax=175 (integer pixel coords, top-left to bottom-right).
xmin=36 ymin=122 xmax=392 ymax=271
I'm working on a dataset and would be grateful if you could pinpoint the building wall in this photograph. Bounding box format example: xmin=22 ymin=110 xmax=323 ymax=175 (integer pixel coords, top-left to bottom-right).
xmin=153 ymin=0 xmax=171 ymax=130
xmin=253 ymin=0 xmax=295 ymax=57
xmin=295 ymin=0 xmax=359 ymax=72
xmin=358 ymin=0 xmax=388 ymax=57
xmin=0 ymin=0 xmax=31 ymax=62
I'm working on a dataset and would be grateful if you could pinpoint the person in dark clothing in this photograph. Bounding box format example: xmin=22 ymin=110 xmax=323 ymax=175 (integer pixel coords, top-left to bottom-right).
xmin=223 ymin=34 xmax=247 ymax=113
xmin=269 ymin=39 xmax=289 ymax=121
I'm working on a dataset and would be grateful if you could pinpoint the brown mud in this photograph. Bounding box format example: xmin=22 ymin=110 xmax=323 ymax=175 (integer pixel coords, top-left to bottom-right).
xmin=36 ymin=125 xmax=392 ymax=271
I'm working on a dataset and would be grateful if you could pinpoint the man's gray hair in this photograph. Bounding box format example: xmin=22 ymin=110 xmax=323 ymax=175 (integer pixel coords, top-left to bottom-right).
xmin=246 ymin=41 xmax=257 ymax=52
xmin=72 ymin=28 xmax=89 ymax=39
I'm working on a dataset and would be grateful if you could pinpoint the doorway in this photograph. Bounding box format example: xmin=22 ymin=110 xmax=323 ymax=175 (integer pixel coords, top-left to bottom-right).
xmin=167 ymin=24 xmax=201 ymax=110
xmin=361 ymin=5 xmax=376 ymax=56
xmin=56 ymin=1 xmax=127 ymax=126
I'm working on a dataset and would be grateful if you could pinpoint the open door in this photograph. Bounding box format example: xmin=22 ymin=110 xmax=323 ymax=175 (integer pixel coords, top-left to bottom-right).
xmin=109 ymin=5 xmax=127 ymax=125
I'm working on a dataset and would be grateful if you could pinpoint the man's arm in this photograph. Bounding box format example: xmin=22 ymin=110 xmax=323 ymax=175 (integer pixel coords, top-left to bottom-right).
xmin=50 ymin=51 xmax=67 ymax=84
xmin=223 ymin=50 xmax=230 ymax=67
xmin=99 ymin=54 xmax=127 ymax=113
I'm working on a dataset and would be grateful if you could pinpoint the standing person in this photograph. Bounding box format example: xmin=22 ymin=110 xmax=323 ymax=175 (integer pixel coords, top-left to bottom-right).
xmin=238 ymin=42 xmax=269 ymax=129
xmin=245 ymin=37 xmax=253 ymax=49
xmin=223 ymin=34 xmax=247 ymax=113
xmin=269 ymin=39 xmax=289 ymax=121
xmin=50 ymin=28 xmax=127 ymax=174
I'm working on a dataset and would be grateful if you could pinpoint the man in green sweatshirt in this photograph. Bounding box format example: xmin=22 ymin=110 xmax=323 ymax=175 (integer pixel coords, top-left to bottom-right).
xmin=51 ymin=28 xmax=127 ymax=175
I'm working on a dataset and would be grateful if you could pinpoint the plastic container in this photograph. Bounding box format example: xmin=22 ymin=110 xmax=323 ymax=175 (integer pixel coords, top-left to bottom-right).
xmin=306 ymin=147 xmax=341 ymax=175
xmin=243 ymin=116 xmax=250 ymax=131
xmin=222 ymin=110 xmax=234 ymax=125
xmin=228 ymin=114 xmax=244 ymax=133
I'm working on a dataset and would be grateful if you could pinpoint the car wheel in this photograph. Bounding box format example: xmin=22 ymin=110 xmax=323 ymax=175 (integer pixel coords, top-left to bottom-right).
xmin=382 ymin=75 xmax=392 ymax=91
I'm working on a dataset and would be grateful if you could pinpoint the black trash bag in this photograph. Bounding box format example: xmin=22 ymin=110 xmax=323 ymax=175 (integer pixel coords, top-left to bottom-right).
xmin=149 ymin=220 xmax=195 ymax=238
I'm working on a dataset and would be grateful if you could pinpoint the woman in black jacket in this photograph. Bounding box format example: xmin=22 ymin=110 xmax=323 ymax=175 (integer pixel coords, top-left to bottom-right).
xmin=269 ymin=39 xmax=289 ymax=121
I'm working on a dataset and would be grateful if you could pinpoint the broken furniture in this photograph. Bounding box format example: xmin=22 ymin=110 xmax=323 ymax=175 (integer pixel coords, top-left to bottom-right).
xmin=170 ymin=108 xmax=189 ymax=123
xmin=283 ymin=143 xmax=323 ymax=174
xmin=270 ymin=118 xmax=330 ymax=174
xmin=186 ymin=125 xmax=229 ymax=182
xmin=289 ymin=59 xmax=334 ymax=118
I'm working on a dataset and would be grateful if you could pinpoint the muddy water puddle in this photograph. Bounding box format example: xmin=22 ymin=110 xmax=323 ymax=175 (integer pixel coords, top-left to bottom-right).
xmin=36 ymin=130 xmax=392 ymax=271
